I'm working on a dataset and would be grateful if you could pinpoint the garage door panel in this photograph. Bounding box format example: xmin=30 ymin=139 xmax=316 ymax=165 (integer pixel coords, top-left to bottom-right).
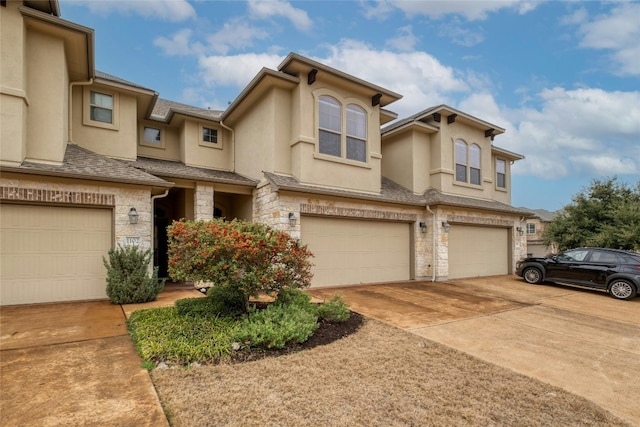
xmin=301 ymin=217 xmax=410 ymax=287
xmin=448 ymin=225 xmax=508 ymax=279
xmin=1 ymin=204 xmax=112 ymax=305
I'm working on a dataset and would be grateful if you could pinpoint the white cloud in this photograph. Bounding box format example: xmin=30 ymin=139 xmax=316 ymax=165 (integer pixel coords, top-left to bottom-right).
xmin=389 ymin=0 xmax=539 ymax=21
xmin=154 ymin=29 xmax=204 ymax=56
xmin=205 ymin=19 xmax=270 ymax=55
xmin=385 ymin=25 xmax=419 ymax=52
xmin=248 ymin=0 xmax=313 ymax=31
xmin=83 ymin=0 xmax=196 ymax=22
xmin=197 ymin=52 xmax=283 ymax=88
xmin=574 ymin=2 xmax=640 ymax=76
xmin=437 ymin=19 xmax=484 ymax=47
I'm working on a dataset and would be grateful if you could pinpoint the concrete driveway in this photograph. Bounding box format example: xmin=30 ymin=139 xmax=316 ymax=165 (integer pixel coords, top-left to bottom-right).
xmin=0 ymin=288 xmax=200 ymax=427
xmin=308 ymin=276 xmax=640 ymax=425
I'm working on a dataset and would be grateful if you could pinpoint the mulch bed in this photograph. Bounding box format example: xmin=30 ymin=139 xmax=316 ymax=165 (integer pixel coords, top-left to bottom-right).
xmin=229 ymin=311 xmax=365 ymax=364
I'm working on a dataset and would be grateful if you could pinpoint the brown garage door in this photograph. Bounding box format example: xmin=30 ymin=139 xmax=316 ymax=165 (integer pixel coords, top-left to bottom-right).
xmin=301 ymin=216 xmax=411 ymax=287
xmin=448 ymin=225 xmax=509 ymax=279
xmin=0 ymin=204 xmax=112 ymax=305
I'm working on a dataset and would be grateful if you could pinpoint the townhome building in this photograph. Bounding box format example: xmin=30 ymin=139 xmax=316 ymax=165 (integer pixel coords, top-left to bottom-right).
xmin=0 ymin=0 xmax=531 ymax=305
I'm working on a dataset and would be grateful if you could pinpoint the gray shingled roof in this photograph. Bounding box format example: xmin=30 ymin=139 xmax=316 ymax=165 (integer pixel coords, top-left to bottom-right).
xmin=424 ymin=188 xmax=533 ymax=215
xmin=150 ymin=98 xmax=224 ymax=122
xmin=520 ymin=208 xmax=558 ymax=222
xmin=10 ymin=144 xmax=171 ymax=187
xmin=126 ymin=157 xmax=258 ymax=187
xmin=95 ymin=71 xmax=156 ymax=93
xmin=264 ymin=172 xmax=531 ymax=215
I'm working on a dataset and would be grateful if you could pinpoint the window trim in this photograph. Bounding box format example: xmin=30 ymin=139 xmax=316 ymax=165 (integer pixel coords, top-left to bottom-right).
xmin=454 ymin=139 xmax=481 ymax=186
xmin=496 ymin=158 xmax=507 ymax=190
xmin=83 ymin=88 xmax=119 ymax=130
xmin=139 ymin=125 xmax=165 ymax=149
xmin=199 ymin=125 xmax=222 ymax=149
xmin=316 ymin=93 xmax=369 ymax=164
xmin=526 ymin=223 xmax=536 ymax=234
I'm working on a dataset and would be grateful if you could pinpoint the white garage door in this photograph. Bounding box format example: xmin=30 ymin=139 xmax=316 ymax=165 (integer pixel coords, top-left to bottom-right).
xmin=448 ymin=225 xmax=509 ymax=279
xmin=0 ymin=204 xmax=112 ymax=305
xmin=301 ymin=216 xmax=411 ymax=287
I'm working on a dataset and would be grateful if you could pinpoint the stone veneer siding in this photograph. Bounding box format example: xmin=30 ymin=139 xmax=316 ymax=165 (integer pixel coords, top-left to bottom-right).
xmin=0 ymin=179 xmax=152 ymax=250
xmin=194 ymin=183 xmax=214 ymax=221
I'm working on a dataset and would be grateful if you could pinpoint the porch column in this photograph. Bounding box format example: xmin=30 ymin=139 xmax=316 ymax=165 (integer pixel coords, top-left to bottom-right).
xmin=194 ymin=184 xmax=214 ymax=221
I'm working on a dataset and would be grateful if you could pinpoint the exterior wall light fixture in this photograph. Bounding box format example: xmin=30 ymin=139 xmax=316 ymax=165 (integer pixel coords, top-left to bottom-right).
xmin=288 ymin=212 xmax=297 ymax=227
xmin=419 ymin=222 xmax=427 ymax=233
xmin=516 ymin=226 xmax=524 ymax=236
xmin=128 ymin=207 xmax=139 ymax=224
xmin=442 ymin=221 xmax=451 ymax=233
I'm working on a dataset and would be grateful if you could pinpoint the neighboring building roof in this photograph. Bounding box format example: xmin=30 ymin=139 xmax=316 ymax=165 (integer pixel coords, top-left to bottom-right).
xmin=521 ymin=208 xmax=558 ymax=222
xmin=3 ymin=144 xmax=171 ymax=188
xmin=264 ymin=173 xmax=425 ymax=207
xmin=126 ymin=157 xmax=258 ymax=187
xmin=424 ymin=188 xmax=533 ymax=216
xmin=150 ymin=98 xmax=224 ymax=122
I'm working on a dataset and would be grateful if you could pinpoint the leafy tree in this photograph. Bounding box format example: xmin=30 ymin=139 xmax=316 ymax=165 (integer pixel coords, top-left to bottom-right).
xmin=543 ymin=177 xmax=640 ymax=251
xmin=167 ymin=219 xmax=314 ymax=310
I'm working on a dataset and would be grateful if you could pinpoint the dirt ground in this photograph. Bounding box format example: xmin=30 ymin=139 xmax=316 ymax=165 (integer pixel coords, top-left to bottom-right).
xmin=150 ymin=317 xmax=629 ymax=427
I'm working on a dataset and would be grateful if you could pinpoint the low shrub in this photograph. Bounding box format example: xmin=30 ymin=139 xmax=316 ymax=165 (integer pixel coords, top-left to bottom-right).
xmin=274 ymin=287 xmax=314 ymax=310
xmin=317 ymin=294 xmax=350 ymax=323
xmin=207 ymin=284 xmax=247 ymax=317
xmin=234 ymin=304 xmax=319 ymax=349
xmin=175 ymin=297 xmax=214 ymax=317
xmin=103 ymin=245 xmax=164 ymax=304
xmin=127 ymin=307 xmax=235 ymax=364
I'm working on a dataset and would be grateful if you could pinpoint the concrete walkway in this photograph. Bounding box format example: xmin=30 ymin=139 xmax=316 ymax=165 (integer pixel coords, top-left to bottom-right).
xmin=309 ymin=276 xmax=640 ymax=425
xmin=0 ymin=287 xmax=202 ymax=427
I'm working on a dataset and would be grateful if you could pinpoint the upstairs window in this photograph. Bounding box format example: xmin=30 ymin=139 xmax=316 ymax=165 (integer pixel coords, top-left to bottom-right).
xmin=202 ymin=127 xmax=218 ymax=144
xmin=455 ymin=140 xmax=481 ymax=185
xmin=526 ymin=223 xmax=536 ymax=234
xmin=496 ymin=158 xmax=506 ymax=188
xmin=89 ymin=91 xmax=113 ymax=124
xmin=318 ymin=95 xmax=367 ymax=162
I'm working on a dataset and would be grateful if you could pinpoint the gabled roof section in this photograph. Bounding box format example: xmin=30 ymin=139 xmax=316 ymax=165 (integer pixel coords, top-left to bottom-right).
xmin=278 ymin=53 xmax=402 ymax=108
xmin=520 ymin=208 xmax=558 ymax=222
xmin=492 ymin=145 xmax=524 ymax=161
xmin=383 ymin=104 xmax=505 ymax=137
xmin=2 ymin=144 xmax=171 ymax=188
xmin=126 ymin=157 xmax=258 ymax=187
xmin=150 ymin=98 xmax=224 ymax=123
xmin=95 ymin=71 xmax=155 ymax=93
xmin=424 ymin=188 xmax=533 ymax=216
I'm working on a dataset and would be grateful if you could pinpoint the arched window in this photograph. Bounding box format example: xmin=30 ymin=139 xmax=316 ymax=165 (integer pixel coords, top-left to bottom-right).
xmin=455 ymin=140 xmax=481 ymax=185
xmin=318 ymin=96 xmax=368 ymax=162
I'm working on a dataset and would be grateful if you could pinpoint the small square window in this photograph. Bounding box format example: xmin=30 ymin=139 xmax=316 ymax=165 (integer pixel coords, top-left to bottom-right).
xmin=143 ymin=127 xmax=161 ymax=144
xmin=90 ymin=91 xmax=113 ymax=123
xmin=203 ymin=127 xmax=218 ymax=144
xmin=526 ymin=223 xmax=536 ymax=234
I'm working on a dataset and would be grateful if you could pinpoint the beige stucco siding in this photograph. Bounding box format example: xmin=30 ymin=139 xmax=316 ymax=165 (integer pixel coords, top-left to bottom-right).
xmin=181 ymin=122 xmax=233 ymax=170
xmin=25 ymin=30 xmax=68 ymax=164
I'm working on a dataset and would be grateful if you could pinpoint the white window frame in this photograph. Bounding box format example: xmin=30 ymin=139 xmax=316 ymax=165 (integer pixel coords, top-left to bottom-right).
xmin=455 ymin=139 xmax=481 ymax=186
xmin=526 ymin=223 xmax=536 ymax=234
xmin=199 ymin=125 xmax=222 ymax=149
xmin=496 ymin=158 xmax=507 ymax=189
xmin=140 ymin=125 xmax=165 ymax=149
xmin=83 ymin=87 xmax=119 ymax=130
xmin=317 ymin=94 xmax=369 ymax=164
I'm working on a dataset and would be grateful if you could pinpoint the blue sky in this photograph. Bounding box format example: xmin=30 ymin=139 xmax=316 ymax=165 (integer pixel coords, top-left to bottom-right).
xmin=59 ymin=0 xmax=640 ymax=211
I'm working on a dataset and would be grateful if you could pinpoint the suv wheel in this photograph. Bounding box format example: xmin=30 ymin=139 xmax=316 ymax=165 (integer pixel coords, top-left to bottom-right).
xmin=522 ymin=267 xmax=543 ymax=284
xmin=608 ymin=279 xmax=637 ymax=300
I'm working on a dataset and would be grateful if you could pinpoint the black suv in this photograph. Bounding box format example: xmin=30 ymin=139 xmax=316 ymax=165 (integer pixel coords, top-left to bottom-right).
xmin=516 ymin=247 xmax=640 ymax=300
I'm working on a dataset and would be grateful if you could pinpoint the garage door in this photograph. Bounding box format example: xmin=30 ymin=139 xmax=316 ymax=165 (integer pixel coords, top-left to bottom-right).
xmin=448 ymin=225 xmax=508 ymax=279
xmin=301 ymin=216 xmax=410 ymax=287
xmin=0 ymin=204 xmax=112 ymax=305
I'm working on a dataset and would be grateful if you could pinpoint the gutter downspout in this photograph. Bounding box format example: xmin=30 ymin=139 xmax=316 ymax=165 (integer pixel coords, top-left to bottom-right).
xmin=220 ymin=120 xmax=235 ymax=172
xmin=151 ymin=190 xmax=170 ymax=275
xmin=69 ymin=78 xmax=94 ymax=144
xmin=426 ymin=205 xmax=436 ymax=282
